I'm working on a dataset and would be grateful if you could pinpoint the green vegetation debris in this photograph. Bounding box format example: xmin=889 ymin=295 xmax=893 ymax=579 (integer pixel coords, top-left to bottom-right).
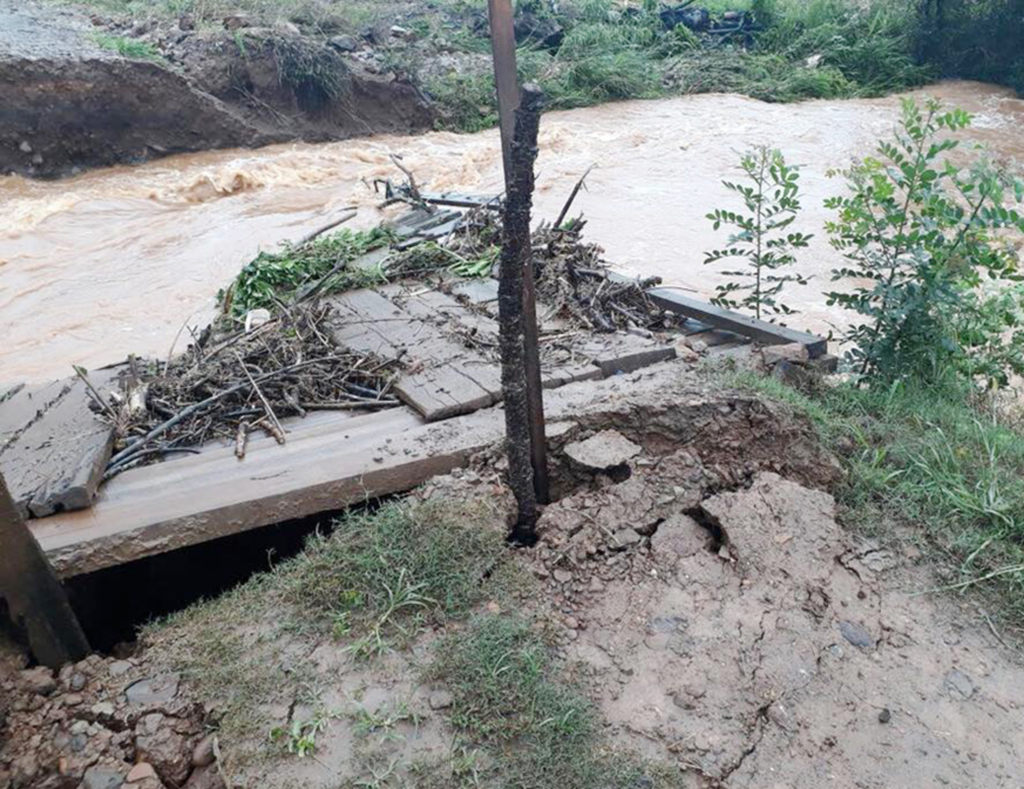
xmin=224 ymin=227 xmax=391 ymax=315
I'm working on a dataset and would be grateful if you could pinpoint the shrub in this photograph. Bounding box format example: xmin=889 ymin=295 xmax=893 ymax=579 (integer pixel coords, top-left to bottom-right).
xmin=826 ymin=97 xmax=1024 ymax=388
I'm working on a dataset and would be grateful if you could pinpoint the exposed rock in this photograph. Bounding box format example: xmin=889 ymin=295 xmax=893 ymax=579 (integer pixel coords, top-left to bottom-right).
xmin=183 ymin=765 xmax=226 ymax=789
xmin=191 ymin=734 xmax=216 ymax=768
xmin=514 ymin=11 xmax=564 ymax=49
xmin=19 ymin=666 xmax=56 ymax=696
xmin=107 ymin=661 xmax=133 ymax=678
xmin=328 ymin=34 xmax=358 ymax=52
xmin=839 ymin=620 xmax=874 ymax=649
xmin=944 ymin=668 xmax=976 ymax=700
xmin=610 ymin=529 xmax=642 ymax=550
xmin=135 ymin=714 xmax=194 ymax=786
xmin=82 ymin=766 xmax=125 ymax=789
xmin=222 ymin=13 xmax=253 ymax=30
xmin=553 ymin=569 xmax=574 ymax=584
xmin=762 ymin=342 xmax=810 ymax=366
xmin=650 ymin=514 xmax=709 ymax=558
xmin=126 ymin=763 xmax=157 ymax=783
xmin=564 ymin=429 xmax=641 ymax=471
xmin=428 ymin=690 xmax=454 ymax=710
xmin=273 ymin=20 xmax=300 ymax=36
xmin=126 ymin=673 xmax=180 ymax=706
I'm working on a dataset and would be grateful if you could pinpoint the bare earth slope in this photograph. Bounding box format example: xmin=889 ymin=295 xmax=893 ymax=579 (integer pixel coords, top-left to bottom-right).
xmin=0 ymin=0 xmax=433 ymax=177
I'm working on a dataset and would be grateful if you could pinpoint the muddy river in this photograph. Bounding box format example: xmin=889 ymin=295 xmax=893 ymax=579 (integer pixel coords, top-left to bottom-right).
xmin=2 ymin=80 xmax=1023 ymax=384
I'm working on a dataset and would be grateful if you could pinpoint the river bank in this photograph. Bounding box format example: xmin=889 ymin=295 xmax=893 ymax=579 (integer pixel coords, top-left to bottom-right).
xmin=1 ymin=0 xmax=938 ymax=178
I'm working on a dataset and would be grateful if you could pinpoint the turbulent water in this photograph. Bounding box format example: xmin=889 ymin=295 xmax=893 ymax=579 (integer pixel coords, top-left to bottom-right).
xmin=2 ymin=80 xmax=1023 ymax=384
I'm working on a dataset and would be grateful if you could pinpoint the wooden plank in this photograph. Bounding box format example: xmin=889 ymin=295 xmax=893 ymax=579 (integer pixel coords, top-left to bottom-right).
xmin=420 ymin=192 xmax=501 ymax=210
xmin=386 ymin=286 xmax=602 ymax=389
xmin=0 ymin=372 xmax=117 ymax=518
xmin=645 ymin=288 xmax=827 ymax=358
xmin=579 ymin=333 xmax=677 ymax=376
xmin=393 ymin=209 xmax=461 ymax=239
xmin=452 ymin=278 xmax=500 ymax=312
xmin=30 ymin=407 xmax=507 ymax=577
xmin=0 ymin=470 xmax=90 ymax=667
xmin=0 ymin=380 xmax=68 ymax=451
xmin=328 ymin=289 xmax=502 ymax=421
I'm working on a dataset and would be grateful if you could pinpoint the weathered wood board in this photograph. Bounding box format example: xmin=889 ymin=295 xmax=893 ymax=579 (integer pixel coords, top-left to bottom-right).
xmin=0 ymin=371 xmax=117 ymax=518
xmin=330 ymin=283 xmax=678 ymax=421
xmin=645 ymin=288 xmax=827 ymax=358
xmin=329 ymin=289 xmax=502 ymax=421
xmin=30 ymin=406 xmax=507 ymax=577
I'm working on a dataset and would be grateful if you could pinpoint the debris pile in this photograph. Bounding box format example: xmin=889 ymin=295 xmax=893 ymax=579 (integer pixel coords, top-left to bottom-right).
xmin=102 ymin=302 xmax=401 ymax=477
xmin=531 ymin=221 xmax=676 ymax=333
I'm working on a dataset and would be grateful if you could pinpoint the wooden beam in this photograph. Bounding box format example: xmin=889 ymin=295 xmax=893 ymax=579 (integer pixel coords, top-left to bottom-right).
xmin=0 ymin=470 xmax=89 ymax=668
xmin=419 ymin=192 xmax=501 ymax=210
xmin=645 ymin=288 xmax=827 ymax=358
xmin=32 ymin=407 xmax=508 ymax=578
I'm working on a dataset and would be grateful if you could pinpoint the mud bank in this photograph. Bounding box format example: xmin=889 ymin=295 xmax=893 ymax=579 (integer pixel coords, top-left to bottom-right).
xmin=0 ymin=1 xmax=433 ymax=178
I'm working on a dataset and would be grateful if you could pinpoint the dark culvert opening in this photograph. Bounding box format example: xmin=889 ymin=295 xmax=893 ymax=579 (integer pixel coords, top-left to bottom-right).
xmin=63 ymin=499 xmax=386 ymax=654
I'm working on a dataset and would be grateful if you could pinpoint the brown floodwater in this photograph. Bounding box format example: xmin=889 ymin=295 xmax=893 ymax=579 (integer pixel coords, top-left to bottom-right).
xmin=2 ymin=80 xmax=1023 ymax=384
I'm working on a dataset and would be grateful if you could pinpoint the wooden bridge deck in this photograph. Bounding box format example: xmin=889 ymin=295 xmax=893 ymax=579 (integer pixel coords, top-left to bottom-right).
xmin=6 ymin=199 xmax=829 ymax=578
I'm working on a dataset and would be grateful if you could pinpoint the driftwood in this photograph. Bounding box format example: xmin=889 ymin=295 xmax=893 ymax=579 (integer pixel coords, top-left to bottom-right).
xmin=104 ymin=302 xmax=400 ymax=476
xmin=553 ymin=165 xmax=594 ymax=229
xmin=295 ymin=208 xmax=357 ymax=248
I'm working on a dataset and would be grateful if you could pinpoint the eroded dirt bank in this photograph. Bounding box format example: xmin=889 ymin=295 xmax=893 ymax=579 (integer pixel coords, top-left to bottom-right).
xmin=0 ymin=0 xmax=432 ymax=178
xmin=2 ymin=364 xmax=1020 ymax=788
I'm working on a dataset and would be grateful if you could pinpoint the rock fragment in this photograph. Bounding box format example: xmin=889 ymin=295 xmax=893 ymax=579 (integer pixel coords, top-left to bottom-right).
xmin=564 ymin=429 xmax=641 ymax=471
xmin=839 ymin=620 xmax=874 ymax=649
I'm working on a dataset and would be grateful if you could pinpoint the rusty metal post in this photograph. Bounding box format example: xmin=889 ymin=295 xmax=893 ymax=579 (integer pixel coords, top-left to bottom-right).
xmin=487 ymin=0 xmax=520 ymax=178
xmin=0 ymin=472 xmax=89 ymax=668
xmin=488 ymin=0 xmax=550 ymax=505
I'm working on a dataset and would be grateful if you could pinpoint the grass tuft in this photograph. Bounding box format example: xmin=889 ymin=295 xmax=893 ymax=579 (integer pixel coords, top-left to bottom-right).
xmin=426 ymin=614 xmax=681 ymax=788
xmin=143 ymin=499 xmax=509 ymax=762
xmin=92 ymin=32 xmax=165 ymax=62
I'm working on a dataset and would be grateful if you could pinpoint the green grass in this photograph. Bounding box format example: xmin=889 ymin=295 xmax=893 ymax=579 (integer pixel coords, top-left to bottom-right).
xmin=425 ymin=614 xmax=681 ymax=789
xmin=142 ymin=499 xmax=510 ymax=759
xmin=224 ymin=226 xmax=391 ymax=315
xmin=92 ymin=32 xmax=165 ymax=61
xmin=724 ymin=369 xmax=1024 ymax=632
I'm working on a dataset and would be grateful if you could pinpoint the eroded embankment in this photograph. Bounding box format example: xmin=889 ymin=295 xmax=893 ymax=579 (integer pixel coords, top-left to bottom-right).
xmin=3 ymin=364 xmax=1020 ymax=789
xmin=0 ymin=1 xmax=433 ymax=177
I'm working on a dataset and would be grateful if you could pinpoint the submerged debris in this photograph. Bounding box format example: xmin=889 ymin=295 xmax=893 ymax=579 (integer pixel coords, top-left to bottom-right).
xmin=103 ymin=301 xmax=400 ymax=477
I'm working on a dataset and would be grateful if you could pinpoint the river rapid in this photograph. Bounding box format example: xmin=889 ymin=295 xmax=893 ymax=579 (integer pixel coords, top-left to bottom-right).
xmin=2 ymin=80 xmax=1023 ymax=384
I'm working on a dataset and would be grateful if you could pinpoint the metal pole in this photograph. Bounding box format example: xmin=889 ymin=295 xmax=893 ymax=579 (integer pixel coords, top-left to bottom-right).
xmin=0 ymin=472 xmax=89 ymax=668
xmin=488 ymin=0 xmax=550 ymax=504
xmin=488 ymin=0 xmax=520 ymax=180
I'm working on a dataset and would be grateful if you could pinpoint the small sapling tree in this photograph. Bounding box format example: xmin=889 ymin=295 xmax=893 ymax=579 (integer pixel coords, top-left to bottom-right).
xmin=705 ymin=146 xmax=812 ymax=320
